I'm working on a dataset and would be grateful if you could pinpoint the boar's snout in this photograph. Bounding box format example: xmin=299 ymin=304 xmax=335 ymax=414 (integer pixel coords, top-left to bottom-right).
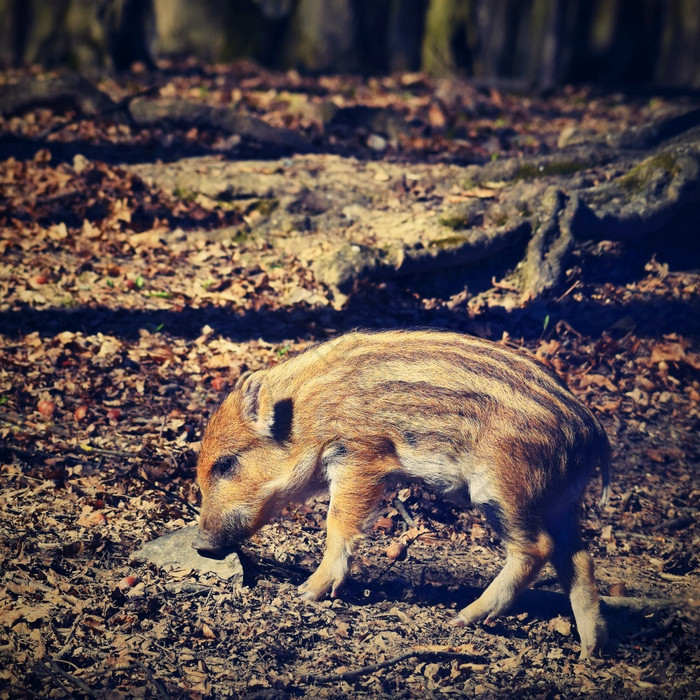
xmin=194 ymin=509 xmax=251 ymax=556
xmin=193 ymin=527 xmax=240 ymax=557
xmin=192 ymin=528 xmax=220 ymax=555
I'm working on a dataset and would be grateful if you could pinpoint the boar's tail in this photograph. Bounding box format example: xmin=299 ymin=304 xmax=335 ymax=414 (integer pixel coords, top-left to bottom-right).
xmin=597 ymin=437 xmax=612 ymax=509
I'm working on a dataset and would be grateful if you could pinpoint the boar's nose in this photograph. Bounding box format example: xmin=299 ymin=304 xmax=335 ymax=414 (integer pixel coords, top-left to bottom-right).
xmin=192 ymin=529 xmax=222 ymax=556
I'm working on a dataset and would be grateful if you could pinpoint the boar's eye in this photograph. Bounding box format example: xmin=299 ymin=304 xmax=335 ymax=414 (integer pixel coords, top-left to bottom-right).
xmin=211 ymin=454 xmax=239 ymax=478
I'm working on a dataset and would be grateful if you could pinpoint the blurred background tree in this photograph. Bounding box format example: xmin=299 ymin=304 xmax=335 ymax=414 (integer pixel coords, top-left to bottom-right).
xmin=1 ymin=0 xmax=698 ymax=88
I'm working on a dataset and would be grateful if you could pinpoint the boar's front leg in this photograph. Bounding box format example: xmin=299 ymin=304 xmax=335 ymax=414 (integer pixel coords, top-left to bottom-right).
xmin=299 ymin=445 xmax=392 ymax=601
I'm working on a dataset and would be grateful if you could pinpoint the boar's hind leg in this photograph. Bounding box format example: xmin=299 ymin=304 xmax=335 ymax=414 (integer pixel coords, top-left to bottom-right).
xmin=298 ymin=455 xmax=389 ymax=602
xmin=451 ymin=531 xmax=553 ymax=628
xmin=549 ymin=513 xmax=608 ymax=659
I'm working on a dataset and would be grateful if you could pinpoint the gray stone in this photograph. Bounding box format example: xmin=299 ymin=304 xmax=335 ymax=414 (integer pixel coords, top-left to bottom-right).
xmin=367 ymin=134 xmax=388 ymax=151
xmin=130 ymin=524 xmax=244 ymax=582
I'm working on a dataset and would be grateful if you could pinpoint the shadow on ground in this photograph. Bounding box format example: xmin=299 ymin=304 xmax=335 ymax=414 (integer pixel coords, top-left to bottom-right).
xmin=1 ymin=284 xmax=698 ymax=346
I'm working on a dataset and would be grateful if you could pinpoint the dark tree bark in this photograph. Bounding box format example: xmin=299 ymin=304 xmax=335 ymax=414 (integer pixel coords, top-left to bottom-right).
xmin=108 ymin=0 xmax=156 ymax=71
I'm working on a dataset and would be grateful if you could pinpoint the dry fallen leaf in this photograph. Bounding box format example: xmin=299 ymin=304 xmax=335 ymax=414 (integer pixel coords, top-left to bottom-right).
xmin=78 ymin=507 xmax=107 ymax=527
xmin=547 ymin=616 xmax=572 ymax=637
xmin=608 ymin=582 xmax=628 ymax=597
xmin=74 ymin=404 xmax=88 ymax=422
xmin=579 ymin=373 xmax=618 ymax=391
xmin=462 ymin=186 xmax=497 ymax=199
xmin=386 ymin=541 xmax=408 ymax=561
xmin=37 ymin=399 xmax=56 ymax=417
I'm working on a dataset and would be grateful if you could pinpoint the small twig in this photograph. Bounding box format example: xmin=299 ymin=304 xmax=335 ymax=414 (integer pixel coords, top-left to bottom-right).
xmin=658 ymin=571 xmax=692 ymax=582
xmin=554 ymin=319 xmax=583 ymax=339
xmin=496 ymin=641 xmax=516 ymax=658
xmin=132 ymin=472 xmax=200 ymax=516
xmin=134 ymin=660 xmax=170 ymax=700
xmin=653 ymin=514 xmax=695 ymax=533
xmin=491 ymin=276 xmax=520 ymax=292
xmin=556 ymin=280 xmax=580 ymax=301
xmin=612 ymin=530 xmax=664 ymax=542
xmin=163 ymin=583 xmax=214 ymax=595
xmin=10 ymin=684 xmax=45 ymax=700
xmin=626 ymin=613 xmax=677 ymax=641
xmin=55 ymin=614 xmax=83 ymax=660
xmin=35 ymin=662 xmax=72 ymax=698
xmin=77 ymin=444 xmax=136 ymax=459
xmin=158 ymin=414 xmax=167 ymax=447
xmin=393 ymin=498 xmax=416 ymax=528
xmin=0 ymin=410 xmax=69 ymax=437
xmin=369 ymin=528 xmax=428 ymax=584
xmin=202 ymin=586 xmax=215 ymax=608
xmin=303 ymin=649 xmax=487 ymax=685
xmin=45 ymin=659 xmax=97 ymax=698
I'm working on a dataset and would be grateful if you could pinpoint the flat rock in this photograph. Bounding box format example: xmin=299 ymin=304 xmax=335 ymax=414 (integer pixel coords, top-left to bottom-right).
xmin=130 ymin=524 xmax=244 ymax=582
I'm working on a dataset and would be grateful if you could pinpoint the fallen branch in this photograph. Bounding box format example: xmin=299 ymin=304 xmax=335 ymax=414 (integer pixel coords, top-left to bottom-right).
xmin=653 ymin=514 xmax=695 ymax=532
xmin=42 ymin=659 xmax=97 ymax=698
xmin=600 ymin=595 xmax=671 ymax=614
xmin=0 ymin=73 xmax=311 ymax=156
xmin=34 ymin=662 xmax=72 ymax=697
xmin=55 ymin=614 xmax=84 ymax=660
xmin=128 ymin=97 xmax=311 ymax=153
xmin=133 ymin=660 xmax=170 ymax=700
xmin=0 ymin=73 xmax=115 ymax=118
xmin=302 ymin=647 xmax=487 ymax=685
xmin=393 ymin=497 xmax=416 ymax=528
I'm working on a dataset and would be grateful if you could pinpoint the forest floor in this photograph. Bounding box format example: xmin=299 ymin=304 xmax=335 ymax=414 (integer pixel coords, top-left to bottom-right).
xmin=1 ymin=61 xmax=699 ymax=698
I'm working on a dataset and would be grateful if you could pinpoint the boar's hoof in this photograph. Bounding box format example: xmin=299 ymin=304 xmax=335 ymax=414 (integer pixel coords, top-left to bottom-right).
xmin=579 ymin=639 xmax=607 ymax=660
xmin=298 ymin=587 xmax=321 ymax=602
xmin=298 ymin=579 xmax=329 ymax=601
xmin=298 ymin=584 xmax=324 ymax=601
xmin=449 ymin=607 xmax=487 ymax=627
xmin=579 ymin=642 xmax=606 ymax=660
xmin=298 ymin=575 xmax=343 ymax=601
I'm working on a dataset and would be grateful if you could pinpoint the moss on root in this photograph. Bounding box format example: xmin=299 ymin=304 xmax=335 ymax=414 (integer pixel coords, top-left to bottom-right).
xmin=616 ymin=153 xmax=680 ymax=193
xmin=513 ymin=160 xmax=590 ymax=181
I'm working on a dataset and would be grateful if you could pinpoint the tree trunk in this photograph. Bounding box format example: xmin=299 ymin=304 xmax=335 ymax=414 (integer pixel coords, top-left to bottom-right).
xmin=281 ymin=0 xmax=358 ymax=72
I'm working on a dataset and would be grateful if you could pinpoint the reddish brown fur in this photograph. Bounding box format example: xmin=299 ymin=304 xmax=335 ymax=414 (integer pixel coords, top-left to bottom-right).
xmin=195 ymin=330 xmax=610 ymax=658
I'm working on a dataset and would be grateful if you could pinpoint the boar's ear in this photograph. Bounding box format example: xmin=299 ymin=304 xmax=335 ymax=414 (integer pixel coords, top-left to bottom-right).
xmin=234 ymin=370 xmax=253 ymax=390
xmin=271 ymin=398 xmax=293 ymax=443
xmin=239 ymin=370 xmax=274 ymax=436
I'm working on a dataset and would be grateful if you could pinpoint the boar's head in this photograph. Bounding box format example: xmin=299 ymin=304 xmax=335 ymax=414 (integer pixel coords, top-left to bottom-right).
xmin=194 ymin=370 xmax=294 ymax=555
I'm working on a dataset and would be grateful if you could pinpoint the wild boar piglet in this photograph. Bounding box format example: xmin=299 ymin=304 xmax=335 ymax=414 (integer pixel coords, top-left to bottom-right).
xmin=194 ymin=330 xmax=611 ymax=658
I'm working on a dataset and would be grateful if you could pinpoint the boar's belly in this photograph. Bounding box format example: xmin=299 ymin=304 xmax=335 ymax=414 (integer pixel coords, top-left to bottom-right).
xmin=396 ymin=447 xmax=494 ymax=504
